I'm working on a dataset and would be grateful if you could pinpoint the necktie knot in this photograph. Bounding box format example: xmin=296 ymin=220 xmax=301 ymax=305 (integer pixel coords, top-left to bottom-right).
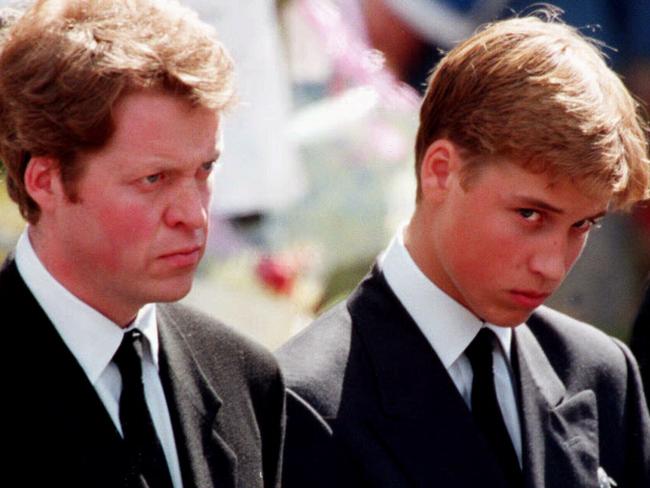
xmin=114 ymin=329 xmax=146 ymax=380
xmin=465 ymin=327 xmax=497 ymax=373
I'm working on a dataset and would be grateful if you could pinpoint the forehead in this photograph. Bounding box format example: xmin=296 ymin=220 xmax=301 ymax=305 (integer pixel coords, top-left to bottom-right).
xmin=468 ymin=160 xmax=611 ymax=217
xmin=81 ymin=90 xmax=221 ymax=171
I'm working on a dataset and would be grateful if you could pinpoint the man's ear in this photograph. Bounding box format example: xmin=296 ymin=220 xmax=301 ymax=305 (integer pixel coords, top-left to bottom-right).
xmin=23 ymin=156 xmax=63 ymax=211
xmin=419 ymin=139 xmax=462 ymax=200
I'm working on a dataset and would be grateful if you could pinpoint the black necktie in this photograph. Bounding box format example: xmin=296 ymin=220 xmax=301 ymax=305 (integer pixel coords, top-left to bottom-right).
xmin=113 ymin=329 xmax=174 ymax=488
xmin=465 ymin=328 xmax=523 ymax=487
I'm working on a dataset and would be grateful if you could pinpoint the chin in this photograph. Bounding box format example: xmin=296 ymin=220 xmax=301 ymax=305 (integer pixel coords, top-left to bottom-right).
xmin=481 ymin=308 xmax=534 ymax=328
xmin=152 ymin=279 xmax=194 ymax=303
xmin=490 ymin=320 xmax=523 ymax=328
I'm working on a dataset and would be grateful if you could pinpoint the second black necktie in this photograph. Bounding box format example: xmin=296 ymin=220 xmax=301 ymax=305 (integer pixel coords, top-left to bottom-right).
xmin=466 ymin=328 xmax=523 ymax=488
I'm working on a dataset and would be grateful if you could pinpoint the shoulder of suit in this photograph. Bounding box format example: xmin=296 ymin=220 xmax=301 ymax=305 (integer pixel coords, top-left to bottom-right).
xmin=526 ymin=305 xmax=636 ymax=377
xmin=276 ymin=299 xmax=353 ymax=374
xmin=0 ymin=253 xmax=19 ymax=289
xmin=275 ymin=267 xmax=387 ymax=380
xmin=275 ymin=300 xmax=353 ymax=417
xmin=157 ymin=302 xmax=282 ymax=383
xmin=275 ymin=268 xmax=413 ymax=417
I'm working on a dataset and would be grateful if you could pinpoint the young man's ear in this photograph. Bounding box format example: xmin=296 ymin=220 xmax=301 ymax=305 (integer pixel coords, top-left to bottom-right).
xmin=419 ymin=139 xmax=462 ymax=200
xmin=23 ymin=155 xmax=64 ymax=212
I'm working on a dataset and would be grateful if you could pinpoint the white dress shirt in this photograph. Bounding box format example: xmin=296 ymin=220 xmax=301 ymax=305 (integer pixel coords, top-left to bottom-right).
xmin=15 ymin=229 xmax=184 ymax=488
xmin=379 ymin=227 xmax=523 ymax=464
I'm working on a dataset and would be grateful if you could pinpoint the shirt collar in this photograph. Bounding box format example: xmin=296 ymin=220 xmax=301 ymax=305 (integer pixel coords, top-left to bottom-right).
xmin=15 ymin=228 xmax=159 ymax=384
xmin=379 ymin=224 xmax=515 ymax=368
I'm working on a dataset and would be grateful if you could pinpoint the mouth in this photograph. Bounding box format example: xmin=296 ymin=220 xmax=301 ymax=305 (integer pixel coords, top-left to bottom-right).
xmin=509 ymin=290 xmax=551 ymax=309
xmin=158 ymin=245 xmax=203 ymax=267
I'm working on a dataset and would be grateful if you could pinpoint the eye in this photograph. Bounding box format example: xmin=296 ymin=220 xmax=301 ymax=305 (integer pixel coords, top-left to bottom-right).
xmin=142 ymin=173 xmax=163 ymax=185
xmin=572 ymin=218 xmax=602 ymax=232
xmin=517 ymin=208 xmax=542 ymax=223
xmin=201 ymin=161 xmax=215 ymax=172
xmin=197 ymin=160 xmax=216 ymax=180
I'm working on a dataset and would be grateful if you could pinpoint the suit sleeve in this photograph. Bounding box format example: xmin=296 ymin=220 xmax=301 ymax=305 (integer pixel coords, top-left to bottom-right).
xmin=614 ymin=339 xmax=650 ymax=486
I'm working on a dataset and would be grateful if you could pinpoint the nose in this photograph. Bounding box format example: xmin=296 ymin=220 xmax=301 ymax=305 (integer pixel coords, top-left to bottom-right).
xmin=164 ymin=180 xmax=210 ymax=230
xmin=528 ymin=237 xmax=569 ymax=283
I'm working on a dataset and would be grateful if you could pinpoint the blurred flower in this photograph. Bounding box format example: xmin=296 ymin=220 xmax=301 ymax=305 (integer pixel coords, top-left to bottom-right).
xmin=256 ymin=255 xmax=298 ymax=295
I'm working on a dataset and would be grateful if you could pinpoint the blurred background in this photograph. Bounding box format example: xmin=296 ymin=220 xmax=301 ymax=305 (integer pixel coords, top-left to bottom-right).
xmin=0 ymin=0 xmax=649 ymax=350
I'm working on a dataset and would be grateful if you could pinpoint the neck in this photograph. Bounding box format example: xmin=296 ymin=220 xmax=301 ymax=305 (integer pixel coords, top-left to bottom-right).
xmin=27 ymin=225 xmax=138 ymax=327
xmin=404 ymin=208 xmax=434 ymax=275
xmin=403 ymin=208 xmax=459 ymax=305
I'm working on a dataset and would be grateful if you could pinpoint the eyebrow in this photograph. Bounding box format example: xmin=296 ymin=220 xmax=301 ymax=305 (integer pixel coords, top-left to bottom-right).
xmin=129 ymin=151 xmax=222 ymax=177
xmin=514 ymin=195 xmax=608 ymax=221
xmin=515 ymin=196 xmax=564 ymax=214
xmin=157 ymin=149 xmax=221 ymax=166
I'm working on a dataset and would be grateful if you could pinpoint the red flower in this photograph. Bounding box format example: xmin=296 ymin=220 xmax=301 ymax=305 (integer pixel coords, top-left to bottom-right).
xmin=256 ymin=255 xmax=297 ymax=295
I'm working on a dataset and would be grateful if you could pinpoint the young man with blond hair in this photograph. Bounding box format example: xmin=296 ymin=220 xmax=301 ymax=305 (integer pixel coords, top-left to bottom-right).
xmin=278 ymin=11 xmax=650 ymax=488
xmin=1 ymin=1 xmax=283 ymax=487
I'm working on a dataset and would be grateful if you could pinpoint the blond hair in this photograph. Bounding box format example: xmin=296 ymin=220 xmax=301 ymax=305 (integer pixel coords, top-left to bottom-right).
xmin=0 ymin=0 xmax=235 ymax=223
xmin=414 ymin=10 xmax=649 ymax=209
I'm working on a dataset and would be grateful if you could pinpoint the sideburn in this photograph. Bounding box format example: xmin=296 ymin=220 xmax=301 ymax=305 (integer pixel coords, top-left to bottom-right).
xmin=59 ymin=153 xmax=83 ymax=204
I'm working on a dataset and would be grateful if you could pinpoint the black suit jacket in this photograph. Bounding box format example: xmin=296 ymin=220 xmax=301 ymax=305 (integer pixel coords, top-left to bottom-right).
xmin=277 ymin=267 xmax=650 ymax=488
xmin=2 ymin=256 xmax=284 ymax=488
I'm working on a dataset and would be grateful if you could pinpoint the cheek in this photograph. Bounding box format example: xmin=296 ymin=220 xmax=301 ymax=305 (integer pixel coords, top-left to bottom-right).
xmin=95 ymin=201 xmax=159 ymax=249
xmin=454 ymin=233 xmax=528 ymax=302
xmin=449 ymin=215 xmax=520 ymax=266
xmin=566 ymin=235 xmax=588 ymax=267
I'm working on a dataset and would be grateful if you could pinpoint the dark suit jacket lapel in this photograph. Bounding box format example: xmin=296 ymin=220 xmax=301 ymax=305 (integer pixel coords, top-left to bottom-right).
xmin=514 ymin=322 xmax=599 ymax=488
xmin=35 ymin=316 xmax=132 ymax=485
xmin=349 ymin=269 xmax=511 ymax=487
xmin=2 ymin=257 xmax=132 ymax=486
xmin=157 ymin=306 xmax=238 ymax=488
